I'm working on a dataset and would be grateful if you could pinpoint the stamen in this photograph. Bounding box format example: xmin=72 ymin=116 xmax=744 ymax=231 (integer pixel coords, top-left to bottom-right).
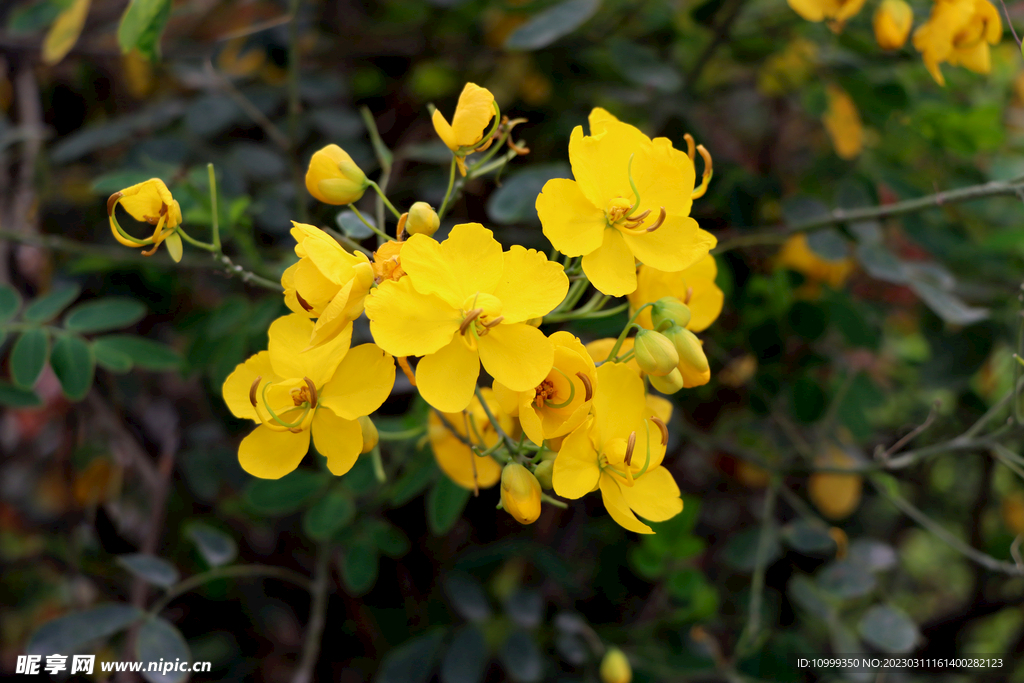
xmin=295 ymin=291 xmax=314 ymax=312
xmin=302 ymin=376 xmax=318 ymax=408
xmin=507 ymin=137 xmax=530 ymax=155
xmin=544 ymin=367 xmax=577 ymax=409
xmin=624 ymin=431 xmax=637 ymax=466
xmin=260 ymin=380 xmax=311 ymax=429
xmin=635 ymin=422 xmax=653 ymax=477
xmin=482 ymin=315 xmax=504 ymax=329
xmin=623 ymin=209 xmax=652 ymax=229
xmin=624 ymin=154 xmax=642 ymax=218
xmin=691 ymin=144 xmax=713 ymax=200
xmin=397 ymin=356 xmax=417 ymax=386
xmin=576 ymin=372 xmax=593 ymax=401
xmin=396 ymin=213 xmax=408 ymax=242
xmin=459 ymin=308 xmax=484 ymax=335
xmin=249 ymin=376 xmax=262 ymax=407
xmin=106 ymin=192 xmax=123 ymax=215
xmin=684 ymin=286 xmax=693 ymax=304
xmin=646 ymin=207 xmax=667 ymax=233
xmin=651 ymin=416 xmax=668 ymax=446
xmin=684 ymin=133 xmax=696 ymax=161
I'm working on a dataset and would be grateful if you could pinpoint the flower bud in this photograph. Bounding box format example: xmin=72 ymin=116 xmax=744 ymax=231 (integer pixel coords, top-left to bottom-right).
xmin=873 ymin=0 xmax=912 ymax=50
xmin=651 ymin=297 xmax=691 ymax=330
xmin=664 ymin=326 xmax=711 ymax=388
xmin=533 ymin=459 xmax=554 ymax=490
xmin=305 ymin=144 xmax=369 ymax=205
xmin=649 ymin=368 xmax=684 ymax=394
xmin=600 ymin=647 xmax=632 ymax=683
xmin=500 ymin=462 xmax=542 ymax=524
xmin=405 ymin=201 xmax=440 ymax=237
xmin=633 ymin=329 xmax=679 ymax=377
xmin=358 ymin=416 xmax=379 ymax=454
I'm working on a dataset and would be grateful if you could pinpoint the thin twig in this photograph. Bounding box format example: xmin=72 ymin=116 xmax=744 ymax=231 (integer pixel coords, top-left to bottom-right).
xmin=874 ymin=401 xmax=940 ymax=462
xmin=151 ymin=564 xmax=314 ymax=615
xmin=290 ymin=545 xmax=331 ymax=683
xmin=998 ymin=0 xmax=1022 ymax=47
xmin=204 ymin=59 xmax=290 ymax=150
xmin=734 ymin=479 xmax=779 ymax=658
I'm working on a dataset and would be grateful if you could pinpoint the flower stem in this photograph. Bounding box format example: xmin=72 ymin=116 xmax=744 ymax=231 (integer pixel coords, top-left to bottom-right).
xmin=349 ymin=205 xmax=393 ymax=242
xmin=438 ymin=157 xmax=457 ymax=219
xmin=367 ymin=180 xmax=402 ymax=220
xmin=208 ymin=163 xmax=221 ymax=252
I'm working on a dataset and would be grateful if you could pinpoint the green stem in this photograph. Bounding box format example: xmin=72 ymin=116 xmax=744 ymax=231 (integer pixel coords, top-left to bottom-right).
xmin=605 ymin=304 xmax=654 ymax=361
xmin=735 ymin=478 xmax=779 ymax=658
xmin=438 ymin=157 xmax=457 ymax=219
xmin=208 ymin=163 xmax=221 ymax=252
xmin=541 ymin=493 xmax=568 ymax=509
xmin=543 ymin=302 xmax=628 ymax=324
xmin=349 ymin=205 xmax=393 ymax=242
xmin=176 ymin=226 xmax=216 ymax=252
xmin=150 ymin=565 xmax=313 ymax=615
xmin=377 ymin=425 xmax=426 ymax=441
xmin=370 ymin=445 xmax=386 ymax=483
xmin=367 ymin=180 xmax=402 ymax=220
xmin=475 ymin=386 xmax=518 ymax=453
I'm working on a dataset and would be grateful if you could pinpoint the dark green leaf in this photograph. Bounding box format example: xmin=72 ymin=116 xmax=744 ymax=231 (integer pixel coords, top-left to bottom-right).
xmin=51 ymin=102 xmax=186 ymax=164
xmin=428 ymin=476 xmax=470 ymax=535
xmin=337 ymin=210 xmax=375 ymax=239
xmin=27 ymin=604 xmax=144 ymax=655
xmin=92 ymin=335 xmax=181 ymax=371
xmin=136 ymin=617 xmax=191 ymax=683
xmin=504 ymin=0 xmax=601 ymax=50
xmin=504 ymin=588 xmax=543 ymax=629
xmin=787 ymin=575 xmax=834 ymax=620
xmin=0 ymin=382 xmax=43 ymax=408
xmin=117 ymin=0 xmax=170 ymax=53
xmin=857 ymin=605 xmax=919 ymax=654
xmin=23 ymin=285 xmax=80 ymax=323
xmin=341 ymin=536 xmax=379 ymax=595
xmin=302 ymin=489 xmax=356 ymax=540
xmin=11 ymin=328 xmax=49 ymax=389
xmin=92 ymin=340 xmax=134 ymax=373
xmin=443 ymin=573 xmax=492 ymax=622
xmin=64 ymin=297 xmax=147 ymax=333
xmin=441 ymin=626 xmax=489 ymax=683
xmin=7 ymin=0 xmax=73 ymax=34
xmin=847 ymin=539 xmax=898 ymax=572
xmin=186 ymin=524 xmax=237 ymax=567
xmin=855 ymin=243 xmax=909 ymax=283
xmin=370 ymin=520 xmax=411 ymax=558
xmin=782 ymin=520 xmax=836 ymax=555
xmin=245 ymin=470 xmax=328 ymax=515
xmin=117 ymin=554 xmax=180 ymax=588
xmin=781 ymin=196 xmax=829 ymax=228
xmin=376 ymin=629 xmax=445 ymax=683
xmin=0 ymin=284 xmax=21 ymax=323
xmin=817 ymin=560 xmax=876 ymax=599
xmin=486 ymin=164 xmax=570 ymax=225
xmin=389 ymin=455 xmax=438 ymax=506
xmin=909 ymin=280 xmax=988 ymax=326
xmin=609 ymin=40 xmax=682 ymax=92
xmin=722 ymin=527 xmax=781 ymax=572
xmin=499 ymin=630 xmax=543 ymax=683
xmin=790 ymin=376 xmax=826 ymax=423
xmin=805 ymin=228 xmax=849 ymax=261
xmin=50 ymin=334 xmax=94 ymax=400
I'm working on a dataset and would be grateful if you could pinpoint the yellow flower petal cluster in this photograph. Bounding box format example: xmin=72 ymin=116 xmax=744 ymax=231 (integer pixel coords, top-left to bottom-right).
xmin=913 ymin=0 xmax=1002 ymax=86
xmin=365 ymin=223 xmax=568 ymax=412
xmin=776 ymin=232 xmax=856 ymax=292
xmin=787 ymin=0 xmax=867 ymax=31
xmin=537 ymin=108 xmax=716 ymax=296
xmin=822 ymin=85 xmax=864 ymax=160
xmin=432 ymin=83 xmax=497 ymax=176
xmin=107 ymin=179 xmax=184 ymax=261
xmin=628 ymin=256 xmax=724 ymax=333
xmin=221 ymin=314 xmax=395 ymax=479
xmin=501 ymin=462 xmax=543 ymax=524
xmin=874 ymin=0 xmax=914 ymax=49
xmin=427 ymin=387 xmax=514 ymax=490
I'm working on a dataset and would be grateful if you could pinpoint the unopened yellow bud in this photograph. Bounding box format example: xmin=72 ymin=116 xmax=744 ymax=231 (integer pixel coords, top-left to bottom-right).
xmin=873 ymin=0 xmax=912 ymax=50
xmin=664 ymin=326 xmax=711 ymax=387
xmin=500 ymin=462 xmax=542 ymax=524
xmin=633 ymin=329 xmax=679 ymax=377
xmin=533 ymin=459 xmax=554 ymax=490
xmin=651 ymin=297 xmax=691 ymax=330
xmin=405 ymin=201 xmax=440 ymax=237
xmin=358 ymin=416 xmax=379 ymax=454
xmin=600 ymin=648 xmax=632 ymax=683
xmin=649 ymin=368 xmax=684 ymax=394
xmin=305 ymin=144 xmax=369 ymax=205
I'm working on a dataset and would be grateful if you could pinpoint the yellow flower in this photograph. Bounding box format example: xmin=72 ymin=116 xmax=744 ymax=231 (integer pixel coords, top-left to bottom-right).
xmin=282 ymin=222 xmax=376 ymax=348
xmin=372 ymin=241 xmax=406 ymax=283
xmin=427 ymin=387 xmax=512 ymax=490
xmin=107 ymin=179 xmax=184 ymax=261
xmin=500 ymin=462 xmax=543 ymax=524
xmin=874 ymin=0 xmax=914 ymax=49
xmin=822 ymin=85 xmax=863 ymax=160
xmin=364 ymin=223 xmax=568 ymax=412
xmin=552 ymin=363 xmax=682 ymax=534
xmin=537 ymin=108 xmax=716 ymax=296
xmin=404 ymin=201 xmax=440 ymax=237
xmin=492 ymin=331 xmax=597 ymax=446
xmin=432 ymin=82 xmax=497 ymax=176
xmin=628 ymin=256 xmax=724 ymax=333
xmin=913 ymin=0 xmax=1002 ymax=86
xmin=788 ymin=0 xmax=867 ymax=31
xmin=808 ymin=446 xmax=863 ymax=520
xmin=221 ymin=314 xmax=395 ymax=479
xmin=600 ymin=648 xmax=632 ymax=683
xmin=305 ymin=144 xmax=369 ymax=205
xmin=776 ymin=232 xmax=856 ymax=291
xmin=585 ymin=337 xmax=640 ymax=375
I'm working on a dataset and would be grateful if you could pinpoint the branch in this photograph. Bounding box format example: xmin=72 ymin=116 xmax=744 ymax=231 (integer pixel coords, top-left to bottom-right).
xmin=151 ymin=564 xmax=314 ymax=615
xmin=734 ymin=478 xmax=779 ymax=659
xmin=291 ymin=544 xmax=331 ymax=683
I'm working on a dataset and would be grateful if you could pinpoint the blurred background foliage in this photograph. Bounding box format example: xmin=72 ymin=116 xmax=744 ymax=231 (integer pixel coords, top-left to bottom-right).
xmin=3 ymin=0 xmax=1024 ymax=681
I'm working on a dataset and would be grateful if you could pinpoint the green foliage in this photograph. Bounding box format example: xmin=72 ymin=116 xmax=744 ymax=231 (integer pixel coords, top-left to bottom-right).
xmin=136 ymin=617 xmax=192 ymax=683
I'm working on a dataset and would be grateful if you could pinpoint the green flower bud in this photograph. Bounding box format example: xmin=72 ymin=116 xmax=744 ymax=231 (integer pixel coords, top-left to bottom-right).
xmin=651 ymin=297 xmax=691 ymax=330
xmin=533 ymin=459 xmax=554 ymax=490
xmin=600 ymin=648 xmax=632 ymax=683
xmin=649 ymin=368 xmax=684 ymax=394
xmin=405 ymin=201 xmax=440 ymax=237
xmin=663 ymin=326 xmax=711 ymax=388
xmin=633 ymin=329 xmax=680 ymax=377
xmin=500 ymin=462 xmax=542 ymax=524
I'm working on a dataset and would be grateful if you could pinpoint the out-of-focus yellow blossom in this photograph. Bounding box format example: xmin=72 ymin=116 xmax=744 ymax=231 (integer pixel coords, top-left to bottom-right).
xmin=628 ymin=256 xmax=724 ymax=333
xmin=913 ymin=0 xmax=1002 ymax=86
xmin=537 ymin=108 xmax=716 ymax=296
xmin=305 ymin=144 xmax=369 ymax=205
xmin=808 ymin=446 xmax=863 ymax=520
xmin=365 ymin=223 xmax=567 ymax=412
xmin=372 ymin=241 xmax=406 ymax=284
xmin=788 ymin=0 xmax=867 ymax=31
xmin=358 ymin=416 xmax=379 ymax=454
xmin=122 ymin=49 xmax=155 ymax=99
xmin=404 ymin=201 xmax=440 ymax=237
xmin=493 ymin=331 xmax=597 ymax=446
xmin=634 ymin=329 xmax=680 ymax=377
xmin=553 ymin=363 xmax=682 ymax=534
xmin=222 ymin=315 xmax=395 ymax=479
xmin=776 ymin=233 xmax=856 ymax=292
xmin=600 ymin=648 xmax=632 ymax=683
xmin=874 ymin=0 xmax=914 ymax=49
xmin=42 ymin=0 xmax=89 ymax=65
xmin=432 ymin=82 xmax=497 ymax=176
xmin=427 ymin=387 xmax=512 ymax=490
xmin=822 ymin=85 xmax=864 ymax=160
xmin=1001 ymin=492 xmax=1024 ymax=534
xmin=107 ymin=179 xmax=184 ymax=261
xmin=216 ymin=38 xmax=267 ymax=78
xmin=662 ymin=325 xmax=711 ymax=389
xmin=501 ymin=462 xmax=543 ymax=524
xmin=282 ymin=222 xmax=375 ymax=348
xmin=758 ymin=39 xmax=818 ymax=96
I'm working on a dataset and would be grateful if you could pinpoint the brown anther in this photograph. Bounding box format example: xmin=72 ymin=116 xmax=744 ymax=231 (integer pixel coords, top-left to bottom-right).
xmin=295 ymin=291 xmax=314 ymax=312
xmin=683 ymin=133 xmax=696 ymax=161
xmin=685 ymin=286 xmax=693 ymax=304
xmin=623 ymin=208 xmax=652 ymax=229
xmin=302 ymin=377 xmax=318 ymax=408
xmin=576 ymin=372 xmax=593 ymax=401
xmin=106 ymin=192 xmax=123 ymax=216
xmin=141 ymin=244 xmax=158 ymax=256
xmin=651 ymin=416 xmax=669 ymax=446
xmin=646 ymin=207 xmax=667 ymax=232
xmin=459 ymin=308 xmax=484 ymax=335
xmin=507 ymin=138 xmax=530 ymax=155
xmin=624 ymin=430 xmax=637 ymax=466
xmin=482 ymin=315 xmax=504 ymax=328
xmin=249 ymin=376 xmax=262 ymax=407
xmin=396 ymin=213 xmax=408 ymax=242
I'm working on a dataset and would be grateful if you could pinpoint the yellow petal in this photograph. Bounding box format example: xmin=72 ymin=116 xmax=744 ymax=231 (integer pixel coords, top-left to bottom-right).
xmin=491 ymin=380 xmax=520 ymax=416
xmin=118 ymin=179 xmax=174 ymax=224
xmin=318 ymin=344 xmax=395 ymax=419
xmin=599 ymin=475 xmax=653 ymax=534
xmin=632 ymin=136 xmax=697 ymax=219
xmin=428 ymin=398 xmax=504 ymax=490
xmin=788 ymin=0 xmax=827 ymax=21
xmin=593 ymin=362 xmax=647 ymax=447
xmin=536 ymin=178 xmax=607 ymax=257
xmin=517 ymin=397 xmax=546 ymax=446
xmin=620 ymin=466 xmax=683 ymax=522
xmin=630 ymin=257 xmax=723 ymax=332
xmin=222 ymin=351 xmax=277 ymax=421
xmin=417 ymin=335 xmax=480 ymax=412
xmin=311 ymin=408 xmax=364 ymax=476
xmin=268 ymin=314 xmax=351 ymax=386
xmin=621 ymin=215 xmax=716 ymax=274
xmin=581 ymin=229 xmax=638 ymax=296
xmin=400 ymin=223 xmax=504 ymax=307
xmin=646 ymin=394 xmax=674 ymax=424
xmin=164 ymin=231 xmax=183 ymax=262
xmin=43 ymin=0 xmax=90 ymax=65
xmin=450 ymin=82 xmax=496 ymax=147
xmin=492 ymin=245 xmax=569 ymax=324
xmin=478 ymin=323 xmax=553 ymax=393
xmin=432 ymin=109 xmax=458 ymax=151
xmin=552 ymin=418 xmax=601 ymax=499
xmin=238 ymin=425 xmax=310 ymax=479
xmin=365 ymin=277 xmax=461 ymax=357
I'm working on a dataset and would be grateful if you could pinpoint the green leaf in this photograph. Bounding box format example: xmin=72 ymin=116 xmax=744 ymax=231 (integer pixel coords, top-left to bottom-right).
xmin=27 ymin=603 xmax=144 ymax=656
xmin=336 ymin=210 xmax=375 ymax=239
xmin=302 ymin=489 xmax=356 ymax=540
xmin=805 ymin=228 xmax=849 ymax=261
xmin=92 ymin=335 xmax=181 ymax=371
xmin=0 ymin=382 xmax=43 ymax=408
xmin=443 ymin=573 xmax=492 ymax=622
xmin=608 ymin=40 xmax=682 ymax=92
xmin=857 ymin=604 xmax=919 ymax=654
xmin=855 ymin=242 xmax=909 ymax=284
xmin=341 ymin=536 xmax=379 ymax=596
xmin=92 ymin=340 xmax=134 ymax=373
xmin=376 ymin=629 xmax=446 ymax=683
xmin=486 ymin=164 xmax=570 ymax=225
xmin=504 ymin=0 xmax=601 ymax=50
xmin=370 ymin=520 xmax=411 ymax=558
xmin=186 ymin=524 xmax=237 ymax=567
xmin=23 ymin=285 xmax=81 ymax=323
xmin=499 ymin=630 xmax=543 ymax=683
xmin=441 ymin=625 xmax=489 ymax=683
xmin=908 ymin=279 xmax=989 ymax=326
xmin=11 ymin=328 xmax=49 ymax=389
xmin=504 ymin=588 xmax=543 ymax=629
xmin=117 ymin=554 xmax=180 ymax=588
xmin=50 ymin=334 xmax=94 ymax=400
xmin=722 ymin=527 xmax=781 ymax=572
xmin=7 ymin=0 xmax=73 ymax=34
xmin=782 ymin=520 xmax=836 ymax=555
xmin=117 ymin=0 xmax=169 ymax=54
xmin=388 ymin=452 xmax=438 ymax=506
xmin=65 ymin=297 xmax=147 ymax=333
xmin=245 ymin=469 xmax=328 ymax=515
xmin=781 ymin=196 xmax=829 ymax=229
xmin=846 ymin=539 xmax=897 ymax=572
xmin=787 ymin=575 xmax=834 ymax=620
xmin=817 ymin=560 xmax=877 ymax=600
xmin=136 ymin=616 xmax=191 ymax=683
xmin=0 ymin=284 xmax=21 ymax=323
xmin=427 ymin=476 xmax=470 ymax=535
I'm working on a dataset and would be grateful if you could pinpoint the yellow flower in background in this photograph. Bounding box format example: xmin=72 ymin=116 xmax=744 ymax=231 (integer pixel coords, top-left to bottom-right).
xmin=365 ymin=223 xmax=567 ymax=412
xmin=913 ymin=0 xmax=1002 ymax=86
xmin=107 ymin=178 xmax=184 ymax=261
xmin=500 ymin=462 xmax=543 ymax=524
xmin=874 ymin=0 xmax=914 ymax=49
xmin=808 ymin=446 xmax=863 ymax=520
xmin=822 ymin=85 xmax=864 ymax=160
xmin=43 ymin=0 xmax=90 ymax=66
xmin=428 ymin=387 xmax=513 ymax=490
xmin=222 ymin=315 xmax=395 ymax=479
xmin=628 ymin=256 xmax=724 ymax=333
xmin=281 ymin=222 xmax=375 ymax=348
xmin=758 ymin=39 xmax=818 ymax=96
xmin=788 ymin=0 xmax=867 ymax=31
xmin=493 ymin=331 xmax=597 ymax=446
xmin=305 ymin=144 xmax=369 ymax=205
xmin=432 ymin=82 xmax=497 ymax=175
xmin=537 ymin=108 xmax=716 ymax=296
xmin=553 ymin=363 xmax=682 ymax=534
xmin=372 ymin=240 xmax=406 ymax=283
xmin=600 ymin=648 xmax=633 ymax=683
xmin=776 ymin=232 xmax=856 ymax=291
